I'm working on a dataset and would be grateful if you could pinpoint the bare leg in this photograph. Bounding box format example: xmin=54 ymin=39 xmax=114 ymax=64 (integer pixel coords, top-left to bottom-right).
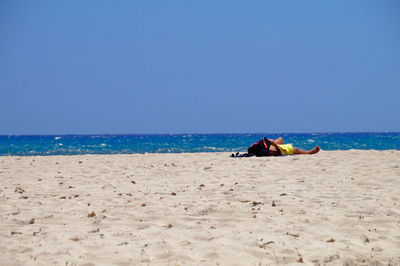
xmin=274 ymin=137 xmax=284 ymax=145
xmin=293 ymin=146 xmax=320 ymax=155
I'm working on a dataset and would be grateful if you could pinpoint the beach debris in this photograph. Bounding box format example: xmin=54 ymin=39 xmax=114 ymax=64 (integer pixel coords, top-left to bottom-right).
xmin=60 ymin=196 xmax=66 ymax=199
xmin=258 ymin=241 xmax=275 ymax=248
xmin=171 ymin=192 xmax=176 ymax=196
xmin=33 ymin=228 xmax=42 ymax=236
xmin=131 ymin=181 xmax=136 ymax=184
xmin=117 ymin=242 xmax=128 ymax=246
xmin=78 ymin=161 xmax=83 ymax=164
xmin=74 ymin=194 xmax=79 ymax=198
xmin=252 ymin=201 xmax=262 ymax=206
xmin=167 ymin=224 xmax=173 ymax=229
xmin=11 ymin=231 xmax=22 ymax=235
xmin=87 ymin=202 xmax=91 ymax=206
xmin=15 ymin=187 xmax=25 ymax=194
xmin=12 ymin=211 xmax=20 ymax=215
xmin=364 ymin=236 xmax=370 ymax=243
xmin=327 ymin=238 xmax=335 ymax=242
xmin=272 ymin=201 xmax=276 ymax=207
xmin=141 ymin=203 xmax=146 ymax=207
xmin=171 ymin=163 xmax=176 ymax=167
xmin=22 ymin=196 xmax=28 ymax=199
xmin=210 ymin=225 xmax=216 ymax=229
xmin=70 ymin=237 xmax=80 ymax=241
xmin=253 ymin=214 xmax=257 ymax=218
xmin=203 ymin=166 xmax=212 ymax=170
xmin=38 ymin=179 xmax=42 ymax=181
xmin=199 ymin=184 xmax=205 ymax=187
xmin=220 ymin=184 xmax=224 ymax=186
xmin=297 ymin=256 xmax=304 ymax=263
xmin=286 ymin=232 xmax=300 ymax=238
xmin=280 ymin=193 xmax=287 ymax=196
xmin=28 ymin=218 xmax=35 ymax=224
xmin=88 ymin=211 xmax=96 ymax=217
xmin=88 ymin=228 xmax=99 ymax=233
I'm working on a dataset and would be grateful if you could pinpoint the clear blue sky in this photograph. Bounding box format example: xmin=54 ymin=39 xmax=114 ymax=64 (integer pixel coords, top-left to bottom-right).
xmin=1 ymin=0 xmax=399 ymax=134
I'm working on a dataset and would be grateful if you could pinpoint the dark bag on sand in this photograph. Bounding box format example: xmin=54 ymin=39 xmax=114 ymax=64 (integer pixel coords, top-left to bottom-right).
xmin=247 ymin=137 xmax=271 ymax=157
xmin=230 ymin=137 xmax=271 ymax=157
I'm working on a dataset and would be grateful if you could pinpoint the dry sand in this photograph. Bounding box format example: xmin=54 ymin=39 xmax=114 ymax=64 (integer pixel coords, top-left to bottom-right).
xmin=0 ymin=150 xmax=399 ymax=265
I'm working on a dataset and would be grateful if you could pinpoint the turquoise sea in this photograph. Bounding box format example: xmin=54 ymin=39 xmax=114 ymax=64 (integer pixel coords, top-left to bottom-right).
xmin=0 ymin=133 xmax=399 ymax=156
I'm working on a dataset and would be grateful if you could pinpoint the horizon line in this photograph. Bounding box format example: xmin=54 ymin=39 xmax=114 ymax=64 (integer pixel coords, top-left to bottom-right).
xmin=1 ymin=131 xmax=399 ymax=137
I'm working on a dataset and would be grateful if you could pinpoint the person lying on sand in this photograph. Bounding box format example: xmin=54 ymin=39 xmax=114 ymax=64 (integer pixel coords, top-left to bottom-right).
xmin=262 ymin=137 xmax=320 ymax=156
xmin=232 ymin=137 xmax=320 ymax=157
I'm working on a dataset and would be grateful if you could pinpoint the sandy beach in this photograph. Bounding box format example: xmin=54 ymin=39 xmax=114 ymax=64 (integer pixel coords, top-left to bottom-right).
xmin=0 ymin=150 xmax=399 ymax=265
